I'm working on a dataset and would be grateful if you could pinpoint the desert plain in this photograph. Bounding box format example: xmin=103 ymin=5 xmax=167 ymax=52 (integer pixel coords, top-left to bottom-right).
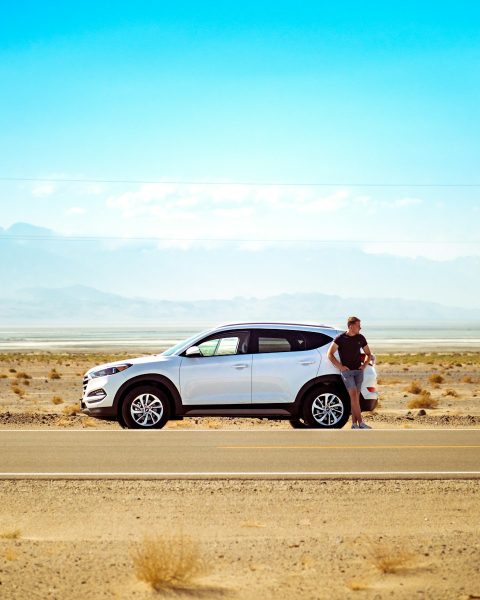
xmin=0 ymin=350 xmax=479 ymax=599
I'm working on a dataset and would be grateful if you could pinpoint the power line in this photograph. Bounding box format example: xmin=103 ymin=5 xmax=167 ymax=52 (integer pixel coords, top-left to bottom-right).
xmin=1 ymin=235 xmax=478 ymax=244
xmin=1 ymin=176 xmax=480 ymax=188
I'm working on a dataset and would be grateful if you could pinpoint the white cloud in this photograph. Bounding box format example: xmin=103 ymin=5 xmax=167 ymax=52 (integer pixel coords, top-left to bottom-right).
xmin=392 ymin=197 xmax=422 ymax=208
xmin=66 ymin=207 xmax=86 ymax=216
xmin=32 ymin=183 xmax=56 ymax=197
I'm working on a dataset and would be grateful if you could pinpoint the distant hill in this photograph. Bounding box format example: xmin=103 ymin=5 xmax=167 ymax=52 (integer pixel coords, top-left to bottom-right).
xmin=0 ymin=285 xmax=479 ymax=325
xmin=1 ymin=222 xmax=480 ymax=311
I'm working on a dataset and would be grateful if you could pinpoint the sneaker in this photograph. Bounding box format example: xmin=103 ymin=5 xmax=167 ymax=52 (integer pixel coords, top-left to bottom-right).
xmin=358 ymin=421 xmax=372 ymax=429
xmin=351 ymin=424 xmax=359 ymax=429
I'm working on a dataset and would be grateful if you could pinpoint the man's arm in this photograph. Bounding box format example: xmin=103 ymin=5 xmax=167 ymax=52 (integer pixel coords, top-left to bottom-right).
xmin=360 ymin=344 xmax=372 ymax=369
xmin=327 ymin=342 xmax=349 ymax=371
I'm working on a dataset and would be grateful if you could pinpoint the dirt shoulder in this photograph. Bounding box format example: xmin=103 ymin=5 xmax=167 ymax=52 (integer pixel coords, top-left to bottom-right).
xmin=1 ymin=350 xmax=479 ymax=429
xmin=0 ymin=479 xmax=479 ymax=599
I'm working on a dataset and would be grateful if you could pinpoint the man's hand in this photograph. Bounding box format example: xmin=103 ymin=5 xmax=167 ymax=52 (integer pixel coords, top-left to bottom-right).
xmin=340 ymin=365 xmax=350 ymax=372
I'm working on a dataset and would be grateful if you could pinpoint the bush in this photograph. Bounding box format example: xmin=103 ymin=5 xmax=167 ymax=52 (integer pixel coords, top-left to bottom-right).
xmin=368 ymin=542 xmax=417 ymax=574
xmin=407 ymin=392 xmax=439 ymax=409
xmin=428 ymin=374 xmax=444 ymax=384
xmin=405 ymin=381 xmax=422 ymax=394
xmin=131 ymin=534 xmax=208 ymax=591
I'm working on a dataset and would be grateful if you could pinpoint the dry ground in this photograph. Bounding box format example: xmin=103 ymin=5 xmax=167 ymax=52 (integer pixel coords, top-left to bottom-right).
xmin=0 ymin=479 xmax=479 ymax=599
xmin=1 ymin=352 xmax=479 ymax=599
xmin=0 ymin=351 xmax=479 ymax=429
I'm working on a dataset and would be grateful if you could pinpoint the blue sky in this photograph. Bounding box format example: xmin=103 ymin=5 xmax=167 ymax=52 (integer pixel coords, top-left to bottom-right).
xmin=0 ymin=1 xmax=479 ymax=263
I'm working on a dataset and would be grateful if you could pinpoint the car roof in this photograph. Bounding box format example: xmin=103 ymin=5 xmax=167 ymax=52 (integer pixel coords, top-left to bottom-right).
xmin=213 ymin=321 xmax=338 ymax=332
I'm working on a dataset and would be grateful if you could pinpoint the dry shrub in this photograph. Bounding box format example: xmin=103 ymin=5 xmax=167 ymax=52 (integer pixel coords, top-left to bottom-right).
xmin=405 ymin=381 xmax=422 ymax=394
xmin=11 ymin=385 xmax=24 ymax=397
xmin=368 ymin=542 xmax=417 ymax=574
xmin=131 ymin=534 xmax=208 ymax=591
xmin=55 ymin=416 xmax=72 ymax=427
xmin=428 ymin=374 xmax=444 ymax=384
xmin=443 ymin=389 xmax=459 ymax=398
xmin=4 ymin=548 xmax=18 ymax=561
xmin=9 ymin=368 xmax=16 ymax=373
xmin=16 ymin=371 xmax=31 ymax=380
xmin=0 ymin=373 xmax=8 ymax=378
xmin=346 ymin=578 xmax=370 ymax=591
xmin=62 ymin=403 xmax=80 ymax=416
xmin=49 ymin=369 xmax=61 ymax=380
xmin=407 ymin=392 xmax=439 ymax=409
xmin=462 ymin=376 xmax=473 ymax=384
xmin=0 ymin=529 xmax=21 ymax=539
xmin=82 ymin=417 xmax=100 ymax=428
xmin=51 ymin=396 xmax=64 ymax=405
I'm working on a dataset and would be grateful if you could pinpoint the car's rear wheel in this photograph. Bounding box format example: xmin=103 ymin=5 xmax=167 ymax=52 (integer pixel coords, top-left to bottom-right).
xmin=302 ymin=386 xmax=350 ymax=429
xmin=121 ymin=385 xmax=170 ymax=429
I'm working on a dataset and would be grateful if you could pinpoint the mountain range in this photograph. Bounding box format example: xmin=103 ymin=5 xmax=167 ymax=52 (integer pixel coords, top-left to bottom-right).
xmin=0 ymin=284 xmax=478 ymax=325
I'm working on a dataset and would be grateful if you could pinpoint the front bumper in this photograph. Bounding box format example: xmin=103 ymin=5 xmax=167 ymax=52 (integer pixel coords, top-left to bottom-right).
xmin=81 ymin=400 xmax=117 ymax=420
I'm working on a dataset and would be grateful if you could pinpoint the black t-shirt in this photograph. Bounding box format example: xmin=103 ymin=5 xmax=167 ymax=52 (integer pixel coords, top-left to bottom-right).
xmin=333 ymin=332 xmax=368 ymax=370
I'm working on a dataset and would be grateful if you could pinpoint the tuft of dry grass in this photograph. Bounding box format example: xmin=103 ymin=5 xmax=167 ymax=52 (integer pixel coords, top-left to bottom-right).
xmin=62 ymin=403 xmax=80 ymax=416
xmin=407 ymin=391 xmax=439 ymax=409
xmin=49 ymin=368 xmax=61 ymax=380
xmin=82 ymin=417 xmax=100 ymax=428
xmin=0 ymin=529 xmax=21 ymax=540
xmin=346 ymin=578 xmax=371 ymax=591
xmin=4 ymin=547 xmax=18 ymax=561
xmin=51 ymin=396 xmax=64 ymax=405
xmin=405 ymin=381 xmax=422 ymax=394
xmin=462 ymin=376 xmax=474 ymax=384
xmin=0 ymin=373 xmax=8 ymax=378
xmin=443 ymin=389 xmax=459 ymax=397
xmin=368 ymin=542 xmax=417 ymax=574
xmin=11 ymin=384 xmax=25 ymax=397
xmin=131 ymin=533 xmax=209 ymax=591
xmin=16 ymin=371 xmax=31 ymax=380
xmin=55 ymin=416 xmax=73 ymax=427
xmin=428 ymin=374 xmax=444 ymax=384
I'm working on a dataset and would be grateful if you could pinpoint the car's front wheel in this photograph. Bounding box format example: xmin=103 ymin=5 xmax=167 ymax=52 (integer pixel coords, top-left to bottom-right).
xmin=302 ymin=386 xmax=350 ymax=429
xmin=121 ymin=386 xmax=170 ymax=429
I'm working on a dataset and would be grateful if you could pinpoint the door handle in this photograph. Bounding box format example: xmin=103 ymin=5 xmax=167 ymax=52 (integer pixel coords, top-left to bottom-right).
xmin=299 ymin=360 xmax=315 ymax=365
xmin=233 ymin=363 xmax=249 ymax=369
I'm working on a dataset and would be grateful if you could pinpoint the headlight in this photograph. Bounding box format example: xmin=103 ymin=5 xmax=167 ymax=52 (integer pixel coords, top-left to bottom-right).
xmin=90 ymin=364 xmax=132 ymax=378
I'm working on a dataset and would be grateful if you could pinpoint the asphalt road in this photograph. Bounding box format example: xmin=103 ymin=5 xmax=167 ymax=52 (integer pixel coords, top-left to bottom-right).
xmin=0 ymin=429 xmax=479 ymax=479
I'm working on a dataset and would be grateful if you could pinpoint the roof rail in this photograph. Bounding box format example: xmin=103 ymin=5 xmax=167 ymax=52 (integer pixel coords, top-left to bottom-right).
xmin=215 ymin=321 xmax=336 ymax=329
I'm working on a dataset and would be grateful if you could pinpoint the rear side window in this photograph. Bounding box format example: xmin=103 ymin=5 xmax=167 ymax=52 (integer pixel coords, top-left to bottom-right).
xmin=302 ymin=331 xmax=333 ymax=350
xmin=254 ymin=329 xmax=333 ymax=353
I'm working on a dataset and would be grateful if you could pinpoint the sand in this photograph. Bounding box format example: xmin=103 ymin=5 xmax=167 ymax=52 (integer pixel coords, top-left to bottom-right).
xmin=0 ymin=479 xmax=479 ymax=599
xmin=1 ymin=351 xmax=479 ymax=599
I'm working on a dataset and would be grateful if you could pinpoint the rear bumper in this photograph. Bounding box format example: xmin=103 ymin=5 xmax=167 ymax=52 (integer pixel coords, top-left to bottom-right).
xmin=360 ymin=396 xmax=378 ymax=412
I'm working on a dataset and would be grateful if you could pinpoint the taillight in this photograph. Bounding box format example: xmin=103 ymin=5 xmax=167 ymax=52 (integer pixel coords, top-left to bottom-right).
xmin=367 ymin=387 xmax=376 ymax=393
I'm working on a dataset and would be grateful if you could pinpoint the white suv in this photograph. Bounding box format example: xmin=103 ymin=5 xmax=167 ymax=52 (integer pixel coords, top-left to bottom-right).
xmin=81 ymin=322 xmax=378 ymax=429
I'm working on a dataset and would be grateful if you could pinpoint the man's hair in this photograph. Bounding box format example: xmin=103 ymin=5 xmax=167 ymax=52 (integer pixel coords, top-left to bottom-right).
xmin=347 ymin=316 xmax=360 ymax=327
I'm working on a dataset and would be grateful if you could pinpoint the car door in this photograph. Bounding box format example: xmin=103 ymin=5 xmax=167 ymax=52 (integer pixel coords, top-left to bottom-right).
xmin=179 ymin=330 xmax=252 ymax=405
xmin=251 ymin=329 xmax=321 ymax=404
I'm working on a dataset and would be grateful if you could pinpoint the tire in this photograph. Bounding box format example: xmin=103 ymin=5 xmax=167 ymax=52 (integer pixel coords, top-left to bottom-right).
xmin=121 ymin=385 xmax=170 ymax=429
xmin=302 ymin=385 xmax=350 ymax=429
xmin=288 ymin=417 xmax=309 ymax=429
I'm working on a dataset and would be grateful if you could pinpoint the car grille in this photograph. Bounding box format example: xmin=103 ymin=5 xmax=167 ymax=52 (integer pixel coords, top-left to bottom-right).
xmin=82 ymin=376 xmax=89 ymax=396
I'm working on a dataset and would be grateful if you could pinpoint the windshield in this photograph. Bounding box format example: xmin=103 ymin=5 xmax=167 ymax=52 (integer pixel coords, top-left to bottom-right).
xmin=161 ymin=332 xmax=205 ymax=356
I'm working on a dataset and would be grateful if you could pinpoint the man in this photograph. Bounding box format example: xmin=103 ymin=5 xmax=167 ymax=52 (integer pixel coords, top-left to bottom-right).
xmin=327 ymin=316 xmax=373 ymax=429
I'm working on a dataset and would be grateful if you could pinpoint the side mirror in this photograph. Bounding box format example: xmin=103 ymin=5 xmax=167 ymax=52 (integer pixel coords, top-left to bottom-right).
xmin=185 ymin=346 xmax=202 ymax=357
